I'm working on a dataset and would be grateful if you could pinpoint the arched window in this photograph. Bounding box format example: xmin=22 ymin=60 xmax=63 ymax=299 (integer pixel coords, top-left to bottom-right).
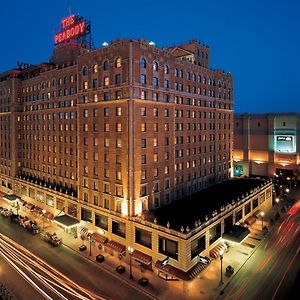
xmin=186 ymin=72 xmax=190 ymax=80
xmin=153 ymin=61 xmax=158 ymax=71
xmin=140 ymin=57 xmax=147 ymax=68
xmin=103 ymin=60 xmax=109 ymax=71
xmin=179 ymin=70 xmax=183 ymax=78
xmin=174 ymin=68 xmax=178 ymax=77
xmin=93 ymin=64 xmax=98 ymax=73
xmin=115 ymin=57 xmax=121 ymax=68
xmin=164 ymin=64 xmax=169 ymax=74
xmin=82 ymin=66 xmax=88 ymax=76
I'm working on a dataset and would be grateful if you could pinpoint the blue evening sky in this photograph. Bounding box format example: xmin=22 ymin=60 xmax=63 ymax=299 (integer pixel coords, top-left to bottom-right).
xmin=0 ymin=0 xmax=299 ymax=113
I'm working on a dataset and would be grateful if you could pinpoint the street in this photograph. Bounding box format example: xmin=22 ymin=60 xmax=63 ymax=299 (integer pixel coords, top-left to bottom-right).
xmin=0 ymin=216 xmax=153 ymax=300
xmin=217 ymin=196 xmax=300 ymax=300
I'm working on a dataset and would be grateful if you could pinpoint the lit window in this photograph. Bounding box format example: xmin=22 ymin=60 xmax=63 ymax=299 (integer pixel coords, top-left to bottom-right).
xmin=104 ymin=77 xmax=109 ymax=86
xmin=115 ymin=57 xmax=121 ymax=68
xmin=83 ymin=81 xmax=88 ymax=90
xmin=93 ymin=64 xmax=98 ymax=73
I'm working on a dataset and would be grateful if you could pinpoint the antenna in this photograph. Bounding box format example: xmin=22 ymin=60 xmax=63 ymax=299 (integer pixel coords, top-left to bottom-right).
xmin=68 ymin=1 xmax=72 ymax=15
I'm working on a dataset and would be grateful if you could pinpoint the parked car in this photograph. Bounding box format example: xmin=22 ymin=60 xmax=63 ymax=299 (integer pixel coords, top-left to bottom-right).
xmin=40 ymin=231 xmax=62 ymax=247
xmin=10 ymin=213 xmax=21 ymax=223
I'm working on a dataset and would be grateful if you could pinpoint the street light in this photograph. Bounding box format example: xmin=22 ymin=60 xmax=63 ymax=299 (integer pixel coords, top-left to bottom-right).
xmin=42 ymin=209 xmax=46 ymax=228
xmin=261 ymin=211 xmax=265 ymax=231
xmin=220 ymin=250 xmax=224 ymax=284
xmin=16 ymin=198 xmax=20 ymax=216
xmin=88 ymin=230 xmax=93 ymax=256
xmin=128 ymin=246 xmax=134 ymax=279
xmin=275 ymin=198 xmax=280 ymax=217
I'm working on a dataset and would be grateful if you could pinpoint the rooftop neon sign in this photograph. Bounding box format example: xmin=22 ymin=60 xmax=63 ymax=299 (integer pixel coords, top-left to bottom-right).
xmin=54 ymin=15 xmax=86 ymax=46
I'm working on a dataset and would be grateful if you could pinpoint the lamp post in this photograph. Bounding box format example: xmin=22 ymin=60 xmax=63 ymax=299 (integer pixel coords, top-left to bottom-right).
xmin=88 ymin=230 xmax=92 ymax=256
xmin=42 ymin=209 xmax=46 ymax=228
xmin=261 ymin=211 xmax=265 ymax=231
xmin=220 ymin=250 xmax=224 ymax=284
xmin=275 ymin=198 xmax=280 ymax=218
xmin=16 ymin=198 xmax=20 ymax=216
xmin=128 ymin=246 xmax=134 ymax=279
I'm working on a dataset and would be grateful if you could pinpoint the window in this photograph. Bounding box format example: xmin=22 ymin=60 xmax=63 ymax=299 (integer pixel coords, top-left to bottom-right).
xmin=115 ymin=57 xmax=121 ymax=68
xmin=83 ymin=81 xmax=88 ymax=90
xmin=95 ymin=213 xmax=108 ymax=230
xmin=116 ymin=107 xmax=122 ymax=116
xmin=164 ymin=64 xmax=169 ymax=74
xmin=81 ymin=208 xmax=92 ymax=223
xmin=115 ymin=74 xmax=121 ymax=84
xmin=141 ymin=139 xmax=147 ymax=148
xmin=141 ymin=107 xmax=146 ymax=116
xmin=153 ymin=61 xmax=158 ymax=71
xmin=104 ymin=107 xmax=109 ymax=117
xmin=92 ymin=64 xmax=98 ymax=73
xmin=191 ymin=235 xmax=206 ymax=259
xmin=135 ymin=228 xmax=152 ymax=248
xmin=92 ymin=78 xmax=98 ymax=88
xmin=82 ymin=66 xmax=88 ymax=76
xmin=159 ymin=236 xmax=178 ymax=260
xmin=140 ymin=74 xmax=147 ymax=84
xmin=153 ymin=77 xmax=159 ymax=86
xmin=104 ymin=76 xmax=109 ymax=86
xmin=103 ymin=60 xmax=109 ymax=70
xmin=104 ymin=92 xmax=109 ymax=101
xmin=140 ymin=57 xmax=147 ymax=68
xmin=112 ymin=220 xmax=126 ymax=238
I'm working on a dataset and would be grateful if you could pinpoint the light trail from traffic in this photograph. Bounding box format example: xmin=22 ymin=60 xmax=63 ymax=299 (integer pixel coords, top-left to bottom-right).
xmin=0 ymin=232 xmax=108 ymax=300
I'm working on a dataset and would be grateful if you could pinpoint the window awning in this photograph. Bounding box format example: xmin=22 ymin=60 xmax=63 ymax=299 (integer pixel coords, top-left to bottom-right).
xmin=105 ymin=240 xmax=126 ymax=254
xmin=244 ymin=215 xmax=256 ymax=225
xmin=25 ymin=203 xmax=35 ymax=210
xmin=3 ymin=194 xmax=19 ymax=203
xmin=253 ymin=210 xmax=262 ymax=218
xmin=91 ymin=232 xmax=108 ymax=244
xmin=223 ymin=225 xmax=250 ymax=244
xmin=33 ymin=206 xmax=43 ymax=215
xmin=155 ymin=260 xmax=208 ymax=281
xmin=209 ymin=242 xmax=227 ymax=259
xmin=43 ymin=211 xmax=54 ymax=220
xmin=54 ymin=215 xmax=80 ymax=228
xmin=132 ymin=250 xmax=152 ymax=265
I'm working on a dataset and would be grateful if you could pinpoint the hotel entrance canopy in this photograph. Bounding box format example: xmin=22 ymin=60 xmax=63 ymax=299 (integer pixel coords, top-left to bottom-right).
xmin=54 ymin=215 xmax=79 ymax=228
xmin=222 ymin=225 xmax=250 ymax=244
xmin=3 ymin=194 xmax=19 ymax=203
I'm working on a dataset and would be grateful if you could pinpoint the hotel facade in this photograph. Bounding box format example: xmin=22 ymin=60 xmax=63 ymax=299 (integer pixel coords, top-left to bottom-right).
xmin=0 ymin=15 xmax=272 ymax=278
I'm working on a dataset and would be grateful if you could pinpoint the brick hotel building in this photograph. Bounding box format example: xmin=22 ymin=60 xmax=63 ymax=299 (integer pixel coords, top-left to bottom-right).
xmin=0 ymin=17 xmax=272 ymax=278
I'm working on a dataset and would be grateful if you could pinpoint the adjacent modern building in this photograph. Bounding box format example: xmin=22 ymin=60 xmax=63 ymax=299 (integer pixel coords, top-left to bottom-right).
xmin=0 ymin=15 xmax=272 ymax=278
xmin=233 ymin=113 xmax=300 ymax=179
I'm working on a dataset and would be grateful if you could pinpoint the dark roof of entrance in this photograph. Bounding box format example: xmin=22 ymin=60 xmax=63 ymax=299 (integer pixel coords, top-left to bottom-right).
xmin=222 ymin=225 xmax=250 ymax=243
xmin=54 ymin=215 xmax=79 ymax=227
xmin=144 ymin=178 xmax=268 ymax=231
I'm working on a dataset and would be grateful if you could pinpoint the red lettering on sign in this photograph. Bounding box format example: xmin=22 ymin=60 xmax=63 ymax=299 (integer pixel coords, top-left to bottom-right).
xmin=54 ymin=21 xmax=86 ymax=45
xmin=61 ymin=15 xmax=75 ymax=29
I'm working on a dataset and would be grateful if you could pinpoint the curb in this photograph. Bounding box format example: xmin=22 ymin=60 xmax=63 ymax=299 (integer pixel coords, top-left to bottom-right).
xmin=61 ymin=242 xmax=158 ymax=300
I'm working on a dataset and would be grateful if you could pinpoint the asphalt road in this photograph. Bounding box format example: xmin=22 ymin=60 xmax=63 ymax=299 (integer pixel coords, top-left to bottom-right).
xmin=0 ymin=216 xmax=153 ymax=300
xmin=217 ymin=198 xmax=300 ymax=300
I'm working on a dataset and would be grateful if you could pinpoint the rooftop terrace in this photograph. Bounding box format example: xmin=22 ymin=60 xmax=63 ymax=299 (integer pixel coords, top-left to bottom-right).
xmin=144 ymin=178 xmax=269 ymax=231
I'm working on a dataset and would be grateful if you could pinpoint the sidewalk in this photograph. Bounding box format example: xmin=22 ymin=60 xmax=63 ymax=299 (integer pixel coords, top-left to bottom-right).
xmin=0 ymin=190 xmax=293 ymax=300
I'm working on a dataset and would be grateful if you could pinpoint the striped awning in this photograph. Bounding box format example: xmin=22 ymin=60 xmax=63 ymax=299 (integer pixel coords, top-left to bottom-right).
xmin=91 ymin=232 xmax=108 ymax=244
xmin=105 ymin=240 xmax=126 ymax=254
xmin=209 ymin=242 xmax=227 ymax=259
xmin=77 ymin=226 xmax=90 ymax=239
xmin=132 ymin=250 xmax=152 ymax=265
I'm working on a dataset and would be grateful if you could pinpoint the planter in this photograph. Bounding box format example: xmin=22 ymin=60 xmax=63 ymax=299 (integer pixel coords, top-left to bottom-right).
xmin=116 ymin=265 xmax=125 ymax=274
xmin=96 ymin=254 xmax=104 ymax=263
xmin=138 ymin=277 xmax=149 ymax=286
xmin=79 ymin=245 xmax=87 ymax=251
